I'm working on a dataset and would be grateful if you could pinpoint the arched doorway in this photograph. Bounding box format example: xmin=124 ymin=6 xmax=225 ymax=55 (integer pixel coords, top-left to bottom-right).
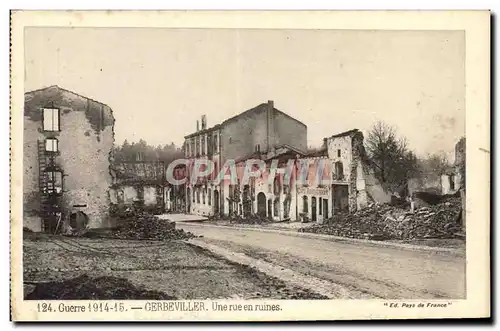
xmin=257 ymin=192 xmax=266 ymax=217
xmin=69 ymin=211 xmax=89 ymax=233
xmin=213 ymin=190 xmax=220 ymax=214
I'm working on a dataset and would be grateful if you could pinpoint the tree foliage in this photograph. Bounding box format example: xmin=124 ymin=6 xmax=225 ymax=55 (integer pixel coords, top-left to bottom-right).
xmin=417 ymin=152 xmax=451 ymax=176
xmin=112 ymin=139 xmax=184 ymax=167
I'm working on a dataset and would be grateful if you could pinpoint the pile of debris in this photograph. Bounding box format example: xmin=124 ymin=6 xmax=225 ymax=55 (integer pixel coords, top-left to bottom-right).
xmin=109 ymin=209 xmax=195 ymax=240
xmin=85 ymin=208 xmax=195 ymax=240
xmin=25 ymin=275 xmax=176 ymax=300
xmin=209 ymin=213 xmax=271 ymax=225
xmin=300 ymin=196 xmax=464 ymax=241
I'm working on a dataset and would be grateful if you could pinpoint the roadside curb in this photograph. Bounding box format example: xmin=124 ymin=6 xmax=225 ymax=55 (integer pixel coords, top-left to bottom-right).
xmin=185 ymin=239 xmax=369 ymax=299
xmin=179 ymin=222 xmax=465 ymax=256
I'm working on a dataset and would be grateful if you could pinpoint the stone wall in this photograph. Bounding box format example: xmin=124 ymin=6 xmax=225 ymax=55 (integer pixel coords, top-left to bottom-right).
xmin=23 ymin=86 xmax=114 ymax=231
xmin=221 ymin=104 xmax=268 ymax=162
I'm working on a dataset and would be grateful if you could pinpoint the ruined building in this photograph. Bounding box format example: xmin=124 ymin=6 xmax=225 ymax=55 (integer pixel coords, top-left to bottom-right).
xmin=294 ymin=129 xmax=390 ymax=222
xmin=182 ymin=105 xmax=390 ymax=221
xmin=183 ymin=100 xmax=307 ymax=217
xmin=109 ymin=158 xmax=166 ymax=214
xmin=23 ymin=86 xmax=115 ymax=232
xmin=223 ymin=129 xmax=390 ymax=223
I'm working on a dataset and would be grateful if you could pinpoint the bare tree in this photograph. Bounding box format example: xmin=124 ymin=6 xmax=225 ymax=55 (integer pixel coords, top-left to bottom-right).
xmin=366 ymin=121 xmax=418 ymax=194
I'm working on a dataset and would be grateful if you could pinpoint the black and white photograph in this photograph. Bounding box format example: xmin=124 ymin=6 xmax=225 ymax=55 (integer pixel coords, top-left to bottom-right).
xmin=10 ymin=10 xmax=490 ymax=321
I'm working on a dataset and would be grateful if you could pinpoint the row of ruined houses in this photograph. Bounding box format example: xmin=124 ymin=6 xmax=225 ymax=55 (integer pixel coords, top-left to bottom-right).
xmin=22 ymin=86 xmax=465 ymax=233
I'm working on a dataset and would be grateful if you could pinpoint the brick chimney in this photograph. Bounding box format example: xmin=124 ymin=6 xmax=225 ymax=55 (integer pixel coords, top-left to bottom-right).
xmin=266 ymin=100 xmax=275 ymax=151
xmin=201 ymin=115 xmax=207 ymax=130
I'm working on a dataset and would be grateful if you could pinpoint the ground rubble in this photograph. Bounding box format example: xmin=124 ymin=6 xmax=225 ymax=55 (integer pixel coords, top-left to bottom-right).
xmin=85 ymin=209 xmax=195 ymax=240
xmin=300 ymin=195 xmax=465 ymax=241
xmin=25 ymin=275 xmax=177 ymax=300
xmin=208 ymin=213 xmax=272 ymax=225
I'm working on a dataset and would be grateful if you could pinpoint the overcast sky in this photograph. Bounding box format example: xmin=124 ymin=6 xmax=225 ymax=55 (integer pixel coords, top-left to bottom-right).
xmin=25 ymin=28 xmax=465 ymax=160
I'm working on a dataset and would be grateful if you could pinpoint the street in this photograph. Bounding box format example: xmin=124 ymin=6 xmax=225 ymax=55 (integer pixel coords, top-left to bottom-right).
xmin=23 ymin=232 xmax=326 ymax=300
xmin=177 ymin=222 xmax=466 ymax=299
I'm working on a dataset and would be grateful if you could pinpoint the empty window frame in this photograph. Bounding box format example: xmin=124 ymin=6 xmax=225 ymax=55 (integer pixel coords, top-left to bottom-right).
xmin=45 ymin=138 xmax=59 ymax=152
xmin=43 ymin=108 xmax=60 ymax=132
xmin=45 ymin=170 xmax=63 ymax=194
xmin=214 ymin=134 xmax=219 ymax=153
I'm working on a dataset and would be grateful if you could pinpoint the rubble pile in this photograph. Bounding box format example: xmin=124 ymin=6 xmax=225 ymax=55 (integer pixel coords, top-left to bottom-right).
xmin=109 ymin=209 xmax=195 ymax=240
xmin=210 ymin=213 xmax=271 ymax=225
xmin=300 ymin=196 xmax=464 ymax=241
xmin=25 ymin=275 xmax=177 ymax=300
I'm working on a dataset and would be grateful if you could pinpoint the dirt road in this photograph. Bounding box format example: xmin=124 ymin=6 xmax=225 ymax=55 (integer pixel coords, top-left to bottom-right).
xmin=177 ymin=222 xmax=466 ymax=299
xmin=23 ymin=233 xmax=326 ymax=300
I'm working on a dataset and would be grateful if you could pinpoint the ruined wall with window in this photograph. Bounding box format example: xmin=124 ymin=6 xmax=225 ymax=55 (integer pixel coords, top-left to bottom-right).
xmin=109 ymin=161 xmax=166 ymax=214
xmin=325 ymin=129 xmax=389 ymax=214
xmin=23 ymin=86 xmax=114 ymax=232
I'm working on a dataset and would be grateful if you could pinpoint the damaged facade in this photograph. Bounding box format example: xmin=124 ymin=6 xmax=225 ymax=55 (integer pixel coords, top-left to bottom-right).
xmin=182 ymin=100 xmax=390 ymax=222
xmin=441 ymin=137 xmax=466 ymax=195
xmin=23 ymin=86 xmax=115 ymax=232
xmin=295 ymin=129 xmax=390 ymax=223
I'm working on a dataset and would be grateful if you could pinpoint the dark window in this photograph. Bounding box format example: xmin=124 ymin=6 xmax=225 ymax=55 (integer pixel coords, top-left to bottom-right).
xmin=43 ymin=108 xmax=60 ymax=131
xmin=208 ymin=189 xmax=211 ymax=205
xmin=202 ymin=188 xmax=206 ymax=204
xmin=335 ymin=161 xmax=344 ymax=180
xmin=319 ymin=198 xmax=322 ymax=215
xmin=45 ymin=138 xmax=58 ymax=152
xmin=214 ymin=134 xmax=219 ymax=153
xmin=450 ymin=175 xmax=455 ymax=190
xmin=337 ymin=149 xmax=341 ymax=157
xmin=196 ymin=189 xmax=200 ymax=203
xmin=273 ymin=198 xmax=279 ymax=217
xmin=207 ymin=135 xmax=212 ymax=155
xmin=273 ymin=177 xmax=280 ymax=195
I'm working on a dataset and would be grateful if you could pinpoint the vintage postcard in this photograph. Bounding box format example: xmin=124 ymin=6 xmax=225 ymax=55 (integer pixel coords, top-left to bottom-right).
xmin=10 ymin=10 xmax=490 ymax=321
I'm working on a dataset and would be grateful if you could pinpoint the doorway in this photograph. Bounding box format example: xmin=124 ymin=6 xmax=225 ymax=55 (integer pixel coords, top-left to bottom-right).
xmin=257 ymin=192 xmax=266 ymax=217
xmin=311 ymin=197 xmax=317 ymax=222
xmin=333 ymin=184 xmax=349 ymax=214
xmin=323 ymin=198 xmax=329 ymax=219
xmin=213 ymin=190 xmax=219 ymax=214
